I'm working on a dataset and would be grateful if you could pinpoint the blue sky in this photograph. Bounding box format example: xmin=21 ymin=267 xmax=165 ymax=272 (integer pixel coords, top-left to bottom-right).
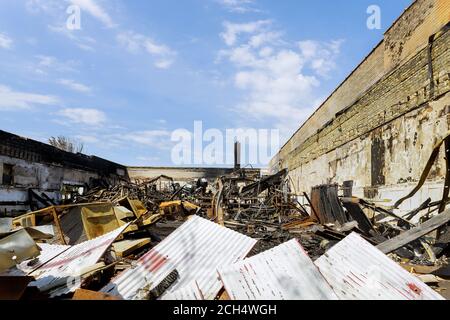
xmin=0 ymin=0 xmax=412 ymax=167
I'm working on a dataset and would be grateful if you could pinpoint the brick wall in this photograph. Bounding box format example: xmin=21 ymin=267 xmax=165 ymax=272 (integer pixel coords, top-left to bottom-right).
xmin=271 ymin=0 xmax=450 ymax=211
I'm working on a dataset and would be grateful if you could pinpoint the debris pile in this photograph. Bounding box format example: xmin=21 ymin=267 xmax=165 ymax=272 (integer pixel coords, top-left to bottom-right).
xmin=1 ymin=162 xmax=450 ymax=300
xmin=73 ymin=174 xmax=209 ymax=214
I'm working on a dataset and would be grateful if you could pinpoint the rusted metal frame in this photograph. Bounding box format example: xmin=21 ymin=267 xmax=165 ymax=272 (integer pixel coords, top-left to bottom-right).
xmin=404 ymin=198 xmax=432 ymax=221
xmin=293 ymin=200 xmax=309 ymax=216
xmin=13 ymin=202 xmax=111 ymax=223
xmin=303 ymin=191 xmax=319 ymax=222
xmin=394 ymin=131 xmax=450 ymax=209
xmin=361 ymin=201 xmax=415 ymax=227
xmin=436 ymin=138 xmax=450 ymax=240
xmin=310 ymin=185 xmax=337 ymax=224
xmin=169 ymin=184 xmax=185 ymax=201
xmin=28 ymin=188 xmax=51 ymax=211
xmin=439 ymin=137 xmax=450 ymax=213
xmin=41 ymin=192 xmax=56 ymax=205
xmin=427 ymin=34 xmax=435 ymax=99
xmin=377 ymin=208 xmax=450 ymax=254
xmin=211 ymin=178 xmax=225 ymax=225
xmin=326 ymin=185 xmax=347 ymax=225
xmin=317 ymin=186 xmax=335 ymax=224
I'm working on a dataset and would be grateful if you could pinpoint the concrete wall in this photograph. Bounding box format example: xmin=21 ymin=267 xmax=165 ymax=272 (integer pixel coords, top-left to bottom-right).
xmin=0 ymin=155 xmax=104 ymax=214
xmin=0 ymin=130 xmax=127 ymax=216
xmin=271 ymin=0 xmax=450 ymax=213
xmin=127 ymin=167 xmax=261 ymax=184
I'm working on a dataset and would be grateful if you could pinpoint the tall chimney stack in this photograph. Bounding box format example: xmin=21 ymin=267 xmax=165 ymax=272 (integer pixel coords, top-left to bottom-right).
xmin=234 ymin=141 xmax=241 ymax=169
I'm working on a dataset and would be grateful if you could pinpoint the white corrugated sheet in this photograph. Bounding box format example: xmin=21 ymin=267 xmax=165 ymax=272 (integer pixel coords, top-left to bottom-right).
xmin=218 ymin=239 xmax=338 ymax=300
xmin=161 ymin=281 xmax=203 ymax=300
xmin=0 ymin=243 xmax=69 ymax=277
xmin=315 ymin=233 xmax=445 ymax=300
xmin=101 ymin=248 xmax=178 ymax=300
xmin=102 ymin=216 xmax=257 ymax=300
xmin=20 ymin=243 xmax=70 ymax=275
xmin=30 ymin=224 xmax=128 ymax=298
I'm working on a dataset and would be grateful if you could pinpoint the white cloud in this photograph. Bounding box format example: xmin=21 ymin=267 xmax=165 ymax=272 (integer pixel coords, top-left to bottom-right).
xmin=35 ymin=55 xmax=79 ymax=73
xmin=298 ymin=39 xmax=344 ymax=77
xmin=59 ymin=79 xmax=92 ymax=93
xmin=48 ymin=24 xmax=97 ymax=51
xmin=249 ymin=31 xmax=282 ymax=48
xmin=70 ymin=0 xmax=115 ymax=28
xmin=71 ymin=129 xmax=172 ymax=151
xmin=124 ymin=130 xmax=170 ymax=148
xmin=154 ymin=60 xmax=173 ymax=69
xmin=37 ymin=55 xmax=56 ymax=67
xmin=58 ymin=108 xmax=107 ymax=125
xmin=75 ymin=135 xmax=100 ymax=143
xmin=0 ymin=33 xmax=13 ymax=49
xmin=26 ymin=0 xmax=114 ymax=28
xmin=137 ymin=156 xmax=160 ymax=163
xmin=25 ymin=0 xmax=65 ymax=14
xmin=26 ymin=37 xmax=38 ymax=45
xmin=216 ymin=0 xmax=259 ymax=13
xmin=117 ymin=31 xmax=177 ymax=69
xmin=219 ymin=20 xmax=344 ymax=140
xmin=0 ymin=85 xmax=59 ymax=111
xmin=221 ymin=20 xmax=271 ymax=46
xmin=83 ymin=130 xmax=173 ymax=152
xmin=231 ymin=49 xmax=319 ymax=126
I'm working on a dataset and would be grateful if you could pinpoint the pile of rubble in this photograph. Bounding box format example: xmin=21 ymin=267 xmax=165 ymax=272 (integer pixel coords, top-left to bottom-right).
xmin=1 ymin=164 xmax=450 ymax=300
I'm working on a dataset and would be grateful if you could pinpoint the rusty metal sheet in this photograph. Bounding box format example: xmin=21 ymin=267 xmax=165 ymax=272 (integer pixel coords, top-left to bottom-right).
xmin=218 ymin=239 xmax=338 ymax=300
xmin=30 ymin=224 xmax=128 ymax=298
xmin=57 ymin=203 xmax=116 ymax=245
xmin=102 ymin=216 xmax=257 ymax=300
xmin=81 ymin=204 xmax=120 ymax=240
xmin=72 ymin=288 xmax=121 ymax=300
xmin=315 ymin=233 xmax=445 ymax=300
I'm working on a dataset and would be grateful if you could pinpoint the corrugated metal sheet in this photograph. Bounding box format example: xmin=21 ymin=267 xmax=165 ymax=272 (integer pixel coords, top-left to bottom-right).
xmin=101 ymin=248 xmax=178 ymax=300
xmin=315 ymin=232 xmax=445 ymax=300
xmin=102 ymin=215 xmax=257 ymax=300
xmin=218 ymin=239 xmax=338 ymax=300
xmin=5 ymin=243 xmax=70 ymax=276
xmin=161 ymin=281 xmax=203 ymax=300
xmin=30 ymin=224 xmax=128 ymax=298
xmin=0 ymin=243 xmax=70 ymax=277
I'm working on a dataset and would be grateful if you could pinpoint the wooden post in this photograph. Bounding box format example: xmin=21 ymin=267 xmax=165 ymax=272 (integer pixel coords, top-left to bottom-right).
xmin=51 ymin=206 xmax=67 ymax=245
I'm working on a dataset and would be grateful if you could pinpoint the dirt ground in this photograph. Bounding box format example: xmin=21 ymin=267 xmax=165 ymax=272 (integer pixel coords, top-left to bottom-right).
xmin=435 ymin=280 xmax=450 ymax=300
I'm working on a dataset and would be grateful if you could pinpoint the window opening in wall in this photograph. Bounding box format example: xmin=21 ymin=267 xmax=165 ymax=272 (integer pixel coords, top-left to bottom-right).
xmin=61 ymin=184 xmax=85 ymax=203
xmin=2 ymin=164 xmax=14 ymax=186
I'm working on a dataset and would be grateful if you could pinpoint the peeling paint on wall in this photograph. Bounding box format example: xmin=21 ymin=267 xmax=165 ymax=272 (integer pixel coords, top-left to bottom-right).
xmin=271 ymin=3 xmax=450 ymax=213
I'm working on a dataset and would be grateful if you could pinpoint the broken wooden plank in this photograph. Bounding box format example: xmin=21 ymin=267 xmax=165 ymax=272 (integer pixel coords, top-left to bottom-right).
xmin=377 ymin=208 xmax=450 ymax=254
xmin=112 ymin=238 xmax=151 ymax=258
xmin=73 ymin=288 xmax=121 ymax=300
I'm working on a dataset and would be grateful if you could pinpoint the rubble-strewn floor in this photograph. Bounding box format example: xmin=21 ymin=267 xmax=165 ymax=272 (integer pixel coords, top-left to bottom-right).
xmin=1 ymin=169 xmax=450 ymax=300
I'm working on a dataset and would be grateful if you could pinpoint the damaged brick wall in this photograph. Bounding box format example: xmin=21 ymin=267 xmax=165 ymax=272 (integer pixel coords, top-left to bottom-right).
xmin=384 ymin=0 xmax=449 ymax=70
xmin=0 ymin=131 xmax=127 ymax=215
xmin=271 ymin=0 xmax=450 ymax=212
